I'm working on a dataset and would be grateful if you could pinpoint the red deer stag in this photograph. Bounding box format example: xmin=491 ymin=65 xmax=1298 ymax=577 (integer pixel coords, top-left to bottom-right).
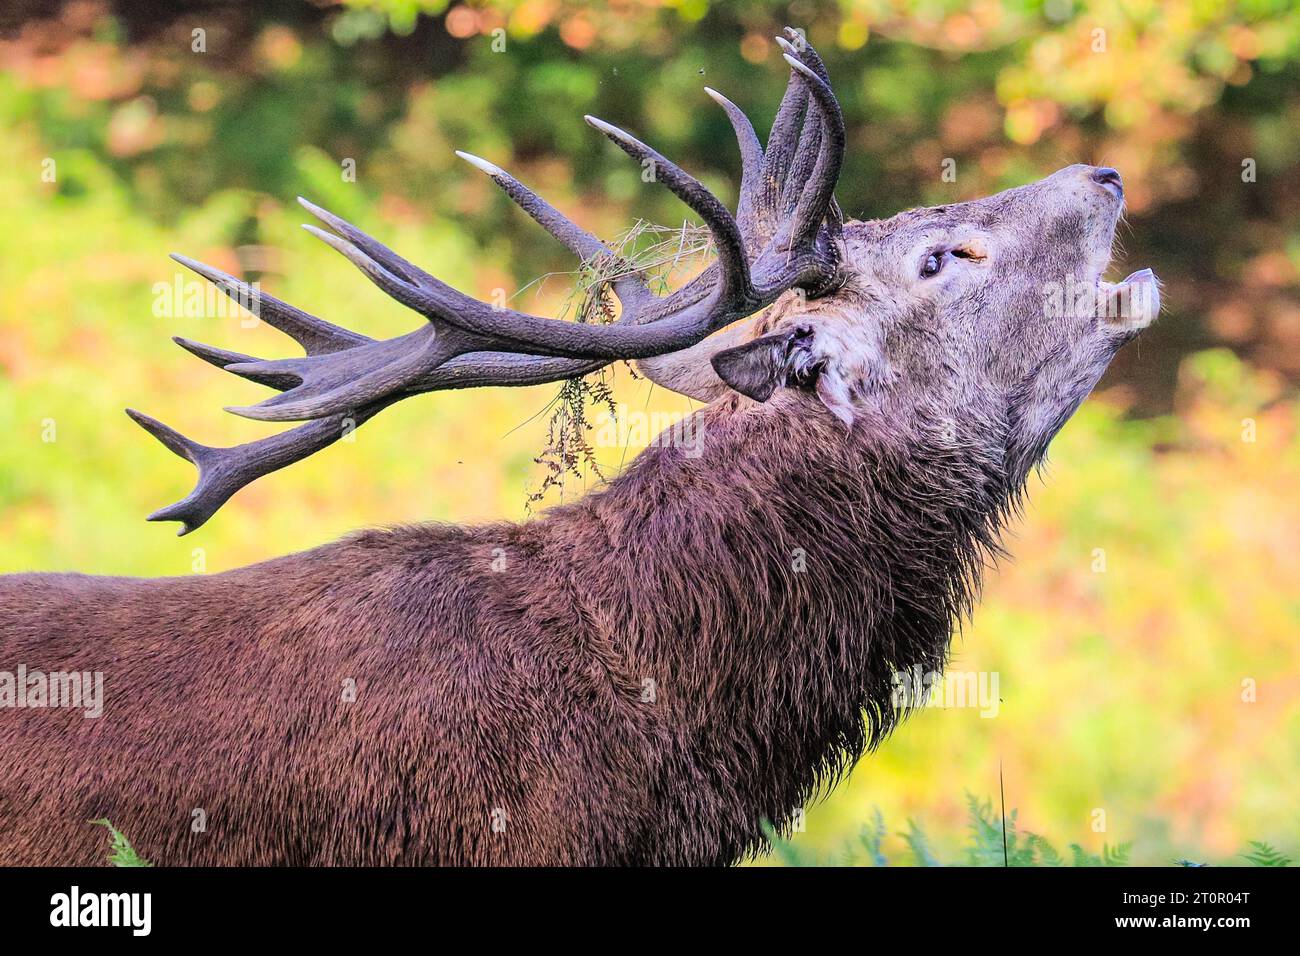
xmin=0 ymin=34 xmax=1159 ymax=865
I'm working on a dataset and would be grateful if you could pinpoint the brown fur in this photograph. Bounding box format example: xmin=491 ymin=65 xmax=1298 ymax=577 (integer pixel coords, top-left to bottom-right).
xmin=1 ymin=398 xmax=980 ymax=865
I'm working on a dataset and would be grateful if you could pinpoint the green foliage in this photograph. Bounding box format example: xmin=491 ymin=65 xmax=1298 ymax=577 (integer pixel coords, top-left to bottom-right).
xmin=856 ymin=808 xmax=890 ymax=867
xmin=1067 ymin=842 xmax=1133 ymax=868
xmin=760 ymin=820 xmax=812 ymax=867
xmin=961 ymin=794 xmax=1132 ymax=867
xmin=902 ymin=818 xmax=943 ymax=866
xmin=1028 ymin=834 xmax=1064 ymax=867
xmin=764 ymin=801 xmax=1291 ymax=867
xmin=89 ymin=819 xmax=152 ymax=868
xmin=1241 ymin=841 xmax=1292 ymax=867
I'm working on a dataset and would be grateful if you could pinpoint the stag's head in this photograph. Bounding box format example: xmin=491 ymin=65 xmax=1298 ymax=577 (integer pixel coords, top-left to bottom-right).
xmin=131 ymin=32 xmax=1158 ymax=533
xmin=712 ymin=163 xmax=1159 ymax=480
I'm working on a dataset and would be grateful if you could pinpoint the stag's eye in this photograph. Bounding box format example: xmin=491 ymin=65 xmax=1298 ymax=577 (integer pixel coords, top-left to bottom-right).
xmin=920 ymin=245 xmax=984 ymax=280
xmin=920 ymin=253 xmax=944 ymax=278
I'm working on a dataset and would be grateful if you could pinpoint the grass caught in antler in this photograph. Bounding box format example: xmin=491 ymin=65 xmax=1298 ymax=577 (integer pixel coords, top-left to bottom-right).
xmin=522 ymin=220 xmax=713 ymax=508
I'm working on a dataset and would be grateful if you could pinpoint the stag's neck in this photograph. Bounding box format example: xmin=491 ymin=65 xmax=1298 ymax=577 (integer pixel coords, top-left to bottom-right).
xmin=543 ymin=397 xmax=1012 ymax=843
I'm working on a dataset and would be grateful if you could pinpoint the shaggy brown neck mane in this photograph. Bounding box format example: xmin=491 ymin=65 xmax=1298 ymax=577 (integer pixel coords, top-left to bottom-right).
xmin=514 ymin=397 xmax=1011 ymax=862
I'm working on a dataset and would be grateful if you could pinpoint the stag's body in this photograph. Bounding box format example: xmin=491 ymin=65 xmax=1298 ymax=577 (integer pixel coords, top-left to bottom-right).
xmin=0 ymin=35 xmax=1160 ymax=865
xmin=1 ymin=396 xmax=989 ymax=866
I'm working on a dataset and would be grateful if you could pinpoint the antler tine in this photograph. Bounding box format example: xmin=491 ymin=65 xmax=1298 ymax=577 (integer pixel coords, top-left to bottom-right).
xmin=126 ymin=404 xmax=389 ymax=536
xmin=704 ymin=87 xmax=764 ymax=242
xmin=781 ymin=27 xmax=832 ymax=84
xmin=784 ymin=36 xmax=846 ymax=241
xmin=455 ymin=151 xmax=604 ymax=260
xmin=299 ymin=225 xmax=451 ymax=318
xmin=172 ymin=337 xmax=304 ymax=391
xmin=583 ymin=116 xmax=753 ymax=301
xmin=454 ymin=151 xmax=653 ymax=310
xmin=170 ymin=254 xmax=368 ymax=355
xmin=224 ymin=327 xmax=473 ymax=423
xmin=295 ymin=197 xmax=438 ymax=291
xmin=774 ymin=37 xmax=822 ymax=217
xmin=752 ymin=42 xmax=810 ymax=243
xmin=784 ymin=54 xmax=846 ymax=249
xmin=129 ymin=349 xmax=615 ymax=534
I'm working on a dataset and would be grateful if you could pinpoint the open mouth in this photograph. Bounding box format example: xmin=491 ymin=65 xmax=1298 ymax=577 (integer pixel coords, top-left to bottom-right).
xmin=1097 ymin=268 xmax=1161 ymax=330
xmin=1088 ymin=166 xmax=1157 ymax=331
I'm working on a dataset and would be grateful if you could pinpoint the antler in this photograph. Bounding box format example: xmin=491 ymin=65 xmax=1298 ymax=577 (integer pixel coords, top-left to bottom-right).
xmin=130 ymin=30 xmax=846 ymax=534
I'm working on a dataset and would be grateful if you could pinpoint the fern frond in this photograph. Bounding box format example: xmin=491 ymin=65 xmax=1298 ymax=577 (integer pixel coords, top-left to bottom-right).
xmin=1242 ymin=841 xmax=1292 ymax=867
xmin=1027 ymin=833 xmax=1063 ymax=866
xmin=89 ymin=818 xmax=152 ymax=868
xmin=858 ymin=808 xmax=889 ymax=867
xmin=1070 ymin=843 xmax=1102 ymax=867
xmin=902 ymin=819 xmax=942 ymax=866
xmin=1102 ymin=842 xmax=1132 ymax=867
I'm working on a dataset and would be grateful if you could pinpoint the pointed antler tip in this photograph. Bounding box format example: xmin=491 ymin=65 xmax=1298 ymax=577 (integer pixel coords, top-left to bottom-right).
xmin=454 ymin=150 xmax=504 ymax=177
xmin=125 ymin=407 xmax=211 ymax=467
xmin=298 ymin=198 xmax=342 ymax=230
xmin=584 ymin=115 xmax=637 ymax=148
xmin=301 ymin=223 xmax=337 ymax=244
xmin=169 ymin=253 xmax=233 ymax=287
xmin=222 ymin=404 xmax=266 ymax=421
xmin=302 ymin=223 xmax=369 ymax=263
xmin=298 ymin=197 xmax=345 ymax=230
xmin=124 ymin=407 xmax=165 ymax=433
xmin=782 ymin=53 xmax=817 ymax=79
xmin=144 ymin=506 xmax=196 ymax=536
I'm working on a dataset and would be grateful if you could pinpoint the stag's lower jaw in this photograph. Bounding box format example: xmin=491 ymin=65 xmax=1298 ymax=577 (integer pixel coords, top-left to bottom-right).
xmin=1097 ymin=268 xmax=1161 ymax=331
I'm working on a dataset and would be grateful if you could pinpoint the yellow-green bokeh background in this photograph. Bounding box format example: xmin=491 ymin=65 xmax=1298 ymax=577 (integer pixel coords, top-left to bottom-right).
xmin=1 ymin=0 xmax=1297 ymax=864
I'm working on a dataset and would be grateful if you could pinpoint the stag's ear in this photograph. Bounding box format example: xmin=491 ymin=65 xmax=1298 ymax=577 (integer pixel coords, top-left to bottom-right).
xmin=710 ymin=327 xmax=821 ymax=402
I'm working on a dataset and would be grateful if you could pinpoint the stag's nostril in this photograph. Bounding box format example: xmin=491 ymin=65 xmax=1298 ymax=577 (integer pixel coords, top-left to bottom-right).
xmin=1091 ymin=166 xmax=1123 ymax=195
